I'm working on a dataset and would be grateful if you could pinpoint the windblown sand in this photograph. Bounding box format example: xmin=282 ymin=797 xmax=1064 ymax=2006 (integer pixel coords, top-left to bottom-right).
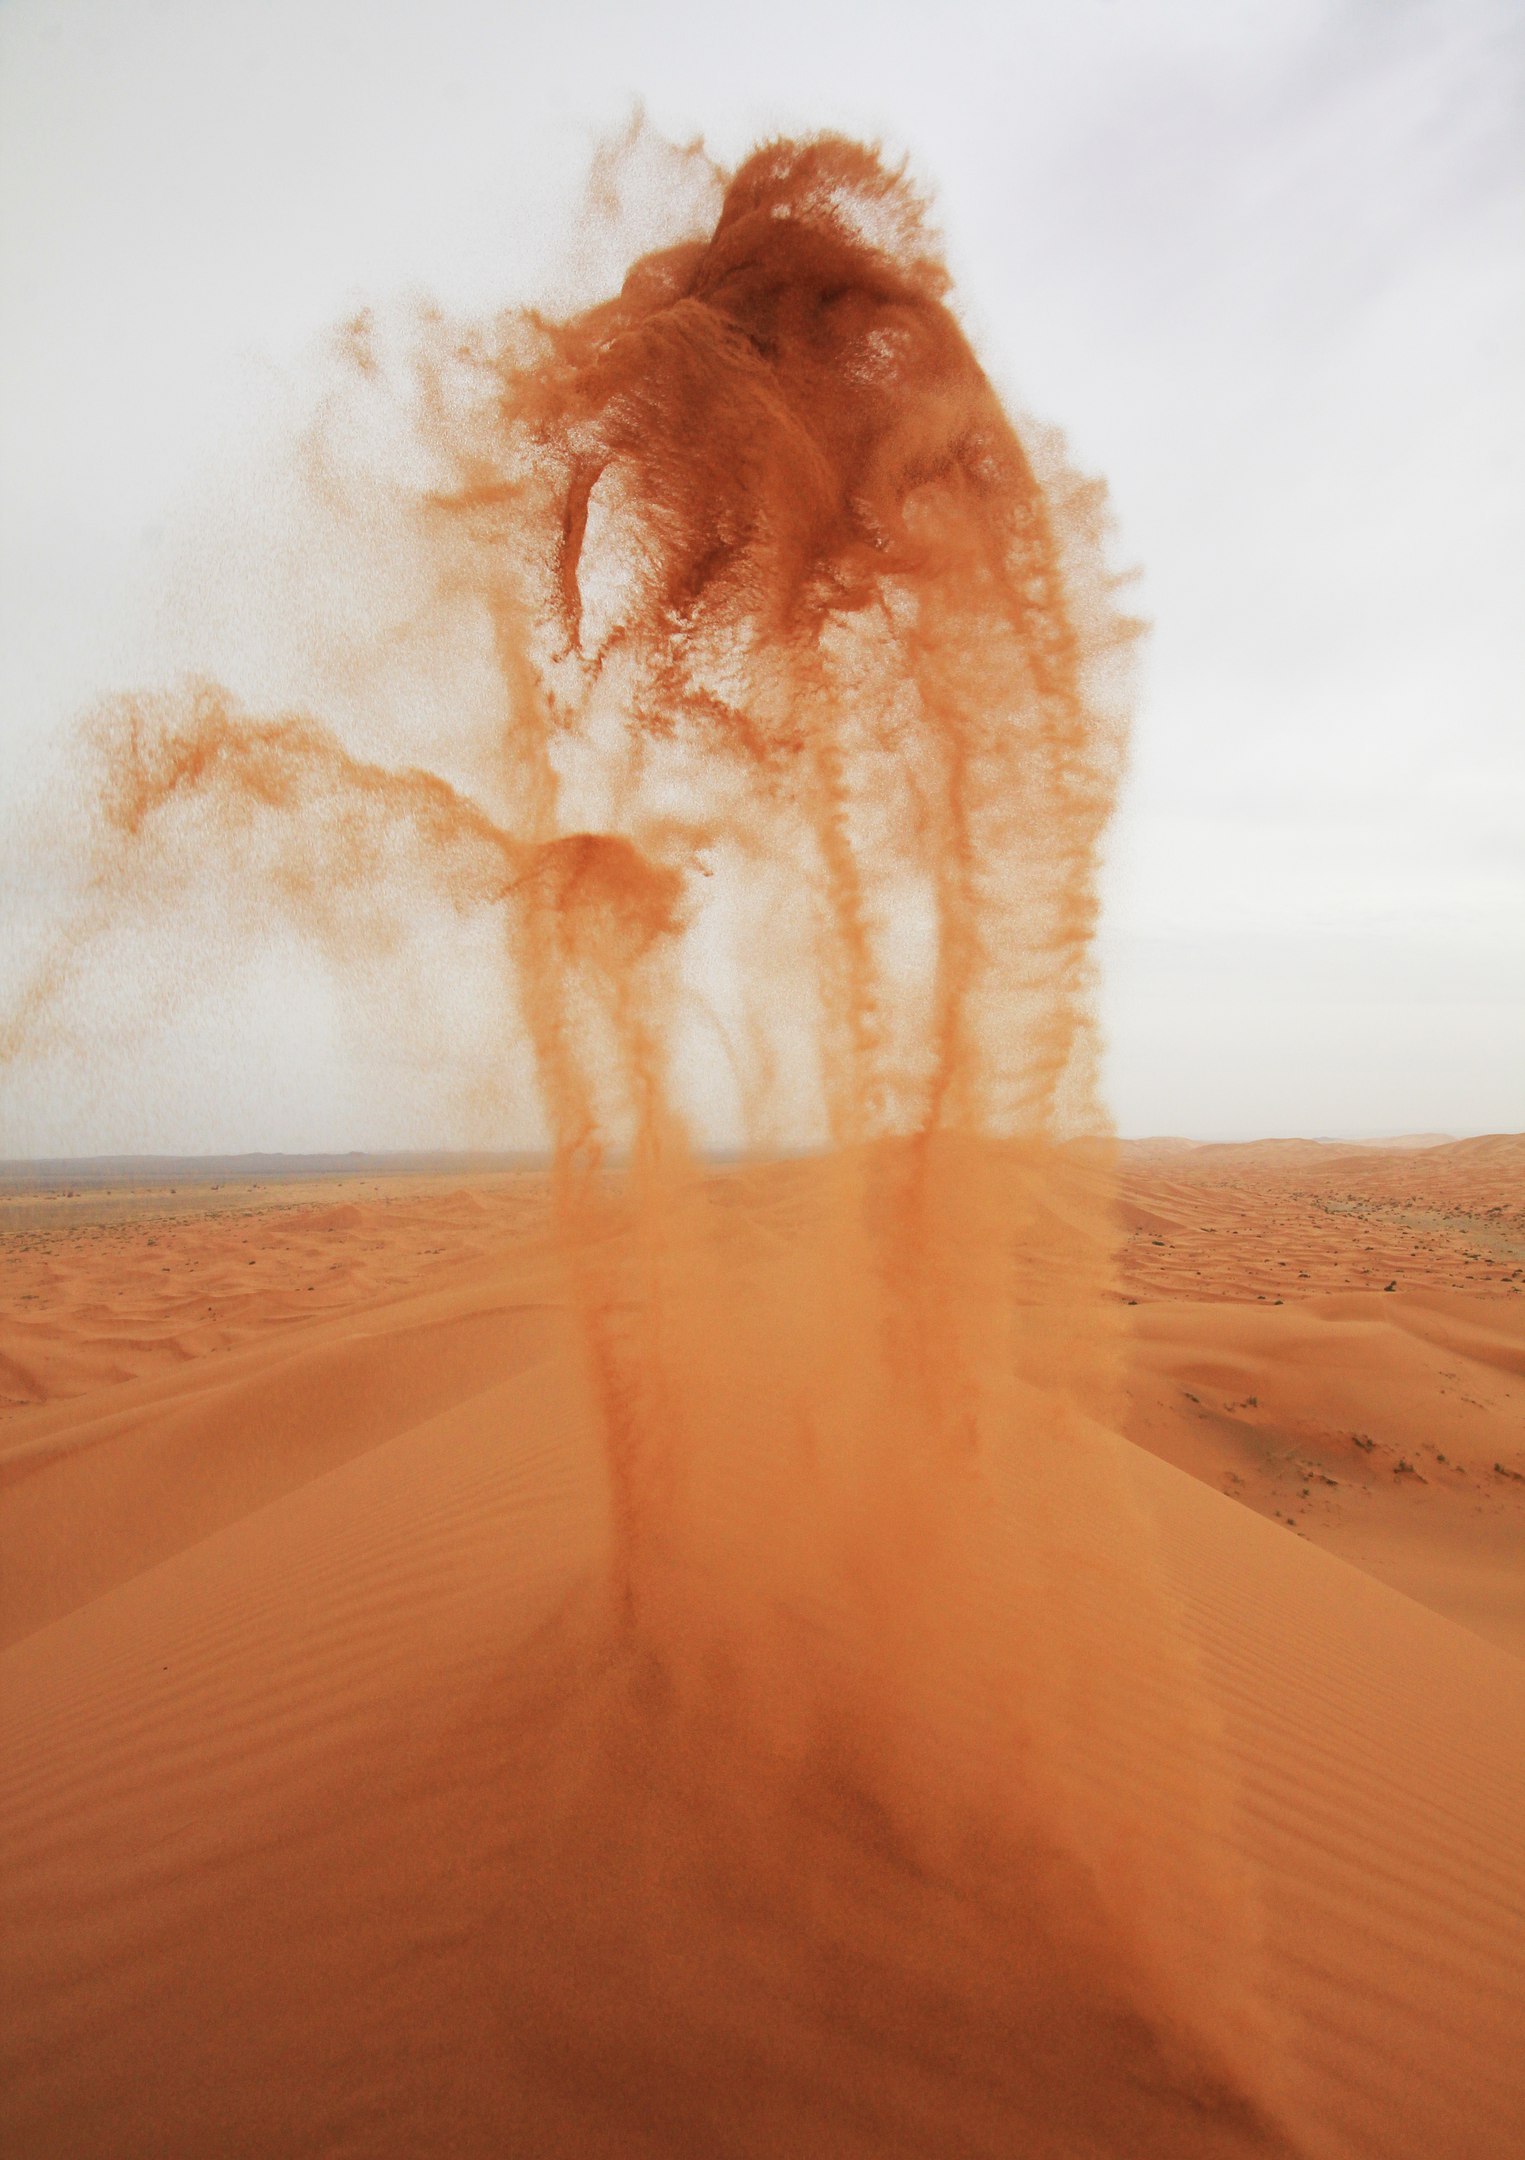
xmin=6 ymin=128 xmax=1519 ymax=2159
xmin=1 ymin=1137 xmax=1521 ymax=2159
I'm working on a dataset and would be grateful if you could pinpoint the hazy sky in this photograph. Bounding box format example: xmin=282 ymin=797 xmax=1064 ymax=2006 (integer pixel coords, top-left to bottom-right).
xmin=1 ymin=0 xmax=1521 ymax=1148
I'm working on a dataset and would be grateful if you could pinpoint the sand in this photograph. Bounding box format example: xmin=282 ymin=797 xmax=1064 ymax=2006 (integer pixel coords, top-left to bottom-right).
xmin=1 ymin=1142 xmax=1522 ymax=2159
xmin=1117 ymin=1135 xmax=1525 ymax=1659
xmin=7 ymin=129 xmax=1518 ymax=2159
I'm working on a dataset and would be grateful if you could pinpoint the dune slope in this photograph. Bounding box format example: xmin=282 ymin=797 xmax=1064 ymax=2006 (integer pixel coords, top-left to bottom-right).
xmin=2 ymin=1191 xmax=1521 ymax=2160
xmin=1115 ymin=1138 xmax=1525 ymax=1659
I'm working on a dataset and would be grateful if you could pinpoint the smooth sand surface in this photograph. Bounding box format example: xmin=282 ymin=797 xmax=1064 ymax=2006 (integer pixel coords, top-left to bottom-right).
xmin=1 ymin=1147 xmax=1522 ymax=2156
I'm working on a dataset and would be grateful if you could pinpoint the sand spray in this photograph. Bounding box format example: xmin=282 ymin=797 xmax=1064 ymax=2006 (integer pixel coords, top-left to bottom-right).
xmin=2 ymin=131 xmax=1303 ymax=2154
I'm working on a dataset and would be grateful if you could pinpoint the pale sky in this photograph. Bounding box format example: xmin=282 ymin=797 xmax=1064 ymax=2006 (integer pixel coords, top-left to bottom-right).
xmin=1 ymin=0 xmax=1521 ymax=1150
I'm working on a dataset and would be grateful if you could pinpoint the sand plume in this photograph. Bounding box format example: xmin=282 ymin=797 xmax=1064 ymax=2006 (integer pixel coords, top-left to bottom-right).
xmin=0 ymin=131 xmax=1309 ymax=2153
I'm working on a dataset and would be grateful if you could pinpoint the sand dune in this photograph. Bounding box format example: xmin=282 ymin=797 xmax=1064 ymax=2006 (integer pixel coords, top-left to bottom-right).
xmin=1 ymin=1156 xmax=1522 ymax=2158
xmin=0 ymin=1171 xmax=552 ymax=1415
xmin=1116 ymin=1137 xmax=1525 ymax=1659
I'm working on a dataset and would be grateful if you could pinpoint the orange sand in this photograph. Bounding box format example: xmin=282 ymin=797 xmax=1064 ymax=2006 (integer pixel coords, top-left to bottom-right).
xmin=2 ymin=134 xmax=1521 ymax=2160
xmin=1 ymin=1150 xmax=1522 ymax=2159
xmin=1117 ymin=1135 xmax=1525 ymax=1660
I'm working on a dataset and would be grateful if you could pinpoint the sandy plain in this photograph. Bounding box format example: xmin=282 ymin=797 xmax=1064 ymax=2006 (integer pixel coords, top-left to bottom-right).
xmin=0 ymin=1136 xmax=1521 ymax=2157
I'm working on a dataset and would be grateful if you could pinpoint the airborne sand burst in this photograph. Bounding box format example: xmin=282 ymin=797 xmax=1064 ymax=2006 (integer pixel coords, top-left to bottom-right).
xmin=1 ymin=132 xmax=1302 ymax=2154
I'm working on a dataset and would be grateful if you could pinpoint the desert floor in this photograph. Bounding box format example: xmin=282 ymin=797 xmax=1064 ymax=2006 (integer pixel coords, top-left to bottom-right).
xmin=1 ymin=1138 xmax=1521 ymax=2156
xmin=1116 ymin=1135 xmax=1525 ymax=1660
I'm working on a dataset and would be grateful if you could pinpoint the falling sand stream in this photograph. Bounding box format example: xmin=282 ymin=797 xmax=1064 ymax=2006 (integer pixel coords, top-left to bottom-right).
xmin=2 ymin=133 xmax=1309 ymax=2156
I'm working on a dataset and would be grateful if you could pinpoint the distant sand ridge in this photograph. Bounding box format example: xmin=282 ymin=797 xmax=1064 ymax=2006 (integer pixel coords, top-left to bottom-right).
xmin=1116 ymin=1135 xmax=1525 ymax=1663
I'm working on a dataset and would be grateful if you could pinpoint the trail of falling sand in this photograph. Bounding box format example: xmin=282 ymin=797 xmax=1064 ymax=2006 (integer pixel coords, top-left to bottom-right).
xmin=2 ymin=131 xmax=1307 ymax=2155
